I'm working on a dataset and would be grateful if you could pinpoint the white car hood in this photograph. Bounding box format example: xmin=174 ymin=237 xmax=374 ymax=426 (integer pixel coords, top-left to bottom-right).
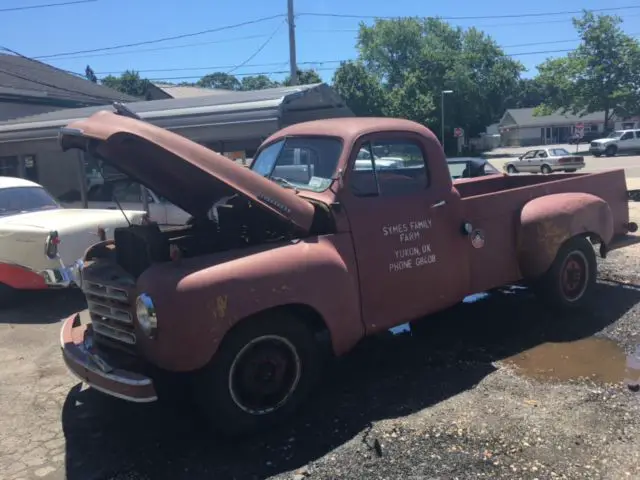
xmin=593 ymin=138 xmax=616 ymax=144
xmin=0 ymin=207 xmax=143 ymax=232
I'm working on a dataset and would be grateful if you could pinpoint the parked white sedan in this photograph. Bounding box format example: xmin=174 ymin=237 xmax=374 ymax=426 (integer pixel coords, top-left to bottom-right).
xmin=503 ymin=147 xmax=586 ymax=174
xmin=61 ymin=177 xmax=190 ymax=225
xmin=0 ymin=176 xmax=146 ymax=304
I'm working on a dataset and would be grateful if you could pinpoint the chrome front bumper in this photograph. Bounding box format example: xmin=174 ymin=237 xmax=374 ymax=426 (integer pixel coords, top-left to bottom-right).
xmin=60 ymin=313 xmax=158 ymax=403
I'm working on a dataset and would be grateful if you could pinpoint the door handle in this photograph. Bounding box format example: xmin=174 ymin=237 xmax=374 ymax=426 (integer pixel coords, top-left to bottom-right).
xmin=431 ymin=200 xmax=447 ymax=208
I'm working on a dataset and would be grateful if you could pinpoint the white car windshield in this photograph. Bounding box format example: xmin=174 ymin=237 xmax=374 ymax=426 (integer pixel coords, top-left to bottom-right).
xmin=251 ymin=137 xmax=343 ymax=192
xmin=0 ymin=186 xmax=60 ymax=217
xmin=550 ymin=148 xmax=570 ymax=156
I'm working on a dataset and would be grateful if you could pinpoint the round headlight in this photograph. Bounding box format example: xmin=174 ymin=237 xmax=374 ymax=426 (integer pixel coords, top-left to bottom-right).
xmin=136 ymin=293 xmax=158 ymax=338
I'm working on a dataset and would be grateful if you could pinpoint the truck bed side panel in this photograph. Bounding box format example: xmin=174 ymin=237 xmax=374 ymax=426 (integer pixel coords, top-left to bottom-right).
xmin=460 ymin=170 xmax=629 ymax=293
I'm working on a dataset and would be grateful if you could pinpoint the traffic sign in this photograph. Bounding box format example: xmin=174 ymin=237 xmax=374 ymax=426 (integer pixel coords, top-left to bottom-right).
xmin=454 ymin=127 xmax=464 ymax=138
xmin=575 ymin=122 xmax=584 ymax=129
xmin=575 ymin=122 xmax=585 ymax=138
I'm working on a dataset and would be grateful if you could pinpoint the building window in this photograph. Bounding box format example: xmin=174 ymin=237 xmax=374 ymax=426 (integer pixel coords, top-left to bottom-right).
xmin=0 ymin=156 xmax=19 ymax=177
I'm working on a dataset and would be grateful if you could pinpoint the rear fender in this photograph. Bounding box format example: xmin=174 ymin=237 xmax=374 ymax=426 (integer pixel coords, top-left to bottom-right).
xmin=137 ymin=234 xmax=363 ymax=372
xmin=518 ymin=192 xmax=613 ymax=278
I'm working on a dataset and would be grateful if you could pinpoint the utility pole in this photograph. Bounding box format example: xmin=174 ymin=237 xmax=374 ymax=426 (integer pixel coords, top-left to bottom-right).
xmin=287 ymin=0 xmax=298 ymax=85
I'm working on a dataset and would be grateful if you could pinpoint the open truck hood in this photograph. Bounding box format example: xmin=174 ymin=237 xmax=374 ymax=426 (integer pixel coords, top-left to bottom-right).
xmin=58 ymin=110 xmax=315 ymax=233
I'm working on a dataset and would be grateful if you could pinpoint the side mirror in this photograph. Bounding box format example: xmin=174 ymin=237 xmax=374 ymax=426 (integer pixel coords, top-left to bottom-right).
xmin=331 ymin=168 xmax=344 ymax=189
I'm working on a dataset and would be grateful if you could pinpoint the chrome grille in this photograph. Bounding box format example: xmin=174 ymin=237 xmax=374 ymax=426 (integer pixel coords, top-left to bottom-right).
xmin=84 ymin=280 xmax=136 ymax=345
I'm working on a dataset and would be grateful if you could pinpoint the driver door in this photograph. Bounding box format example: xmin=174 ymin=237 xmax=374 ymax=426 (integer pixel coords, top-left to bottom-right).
xmin=343 ymin=134 xmax=470 ymax=333
xmin=519 ymin=150 xmax=537 ymax=172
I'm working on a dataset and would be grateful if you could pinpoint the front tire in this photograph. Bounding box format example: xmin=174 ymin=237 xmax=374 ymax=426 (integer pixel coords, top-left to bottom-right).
xmin=605 ymin=145 xmax=617 ymax=157
xmin=193 ymin=312 xmax=324 ymax=436
xmin=541 ymin=164 xmax=552 ymax=174
xmin=532 ymin=236 xmax=597 ymax=310
xmin=507 ymin=165 xmax=517 ymax=174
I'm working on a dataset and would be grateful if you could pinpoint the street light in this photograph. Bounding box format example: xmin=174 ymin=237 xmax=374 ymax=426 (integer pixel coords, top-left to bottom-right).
xmin=441 ymin=90 xmax=454 ymax=146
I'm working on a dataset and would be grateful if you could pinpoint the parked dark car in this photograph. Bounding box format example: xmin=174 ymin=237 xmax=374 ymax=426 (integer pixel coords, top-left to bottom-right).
xmin=447 ymin=157 xmax=501 ymax=179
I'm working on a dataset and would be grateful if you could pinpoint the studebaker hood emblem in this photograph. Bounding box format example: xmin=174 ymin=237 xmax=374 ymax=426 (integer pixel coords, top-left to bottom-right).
xmin=58 ymin=110 xmax=315 ymax=233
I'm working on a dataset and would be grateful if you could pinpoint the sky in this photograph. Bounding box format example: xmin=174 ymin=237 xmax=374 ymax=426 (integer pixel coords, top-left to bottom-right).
xmin=4 ymin=0 xmax=640 ymax=85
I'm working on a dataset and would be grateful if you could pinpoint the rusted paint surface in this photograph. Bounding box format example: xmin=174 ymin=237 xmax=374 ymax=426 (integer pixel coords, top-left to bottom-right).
xmin=59 ymin=114 xmax=634 ymax=382
xmin=518 ymin=193 xmax=613 ymax=278
xmin=134 ymin=234 xmax=363 ymax=372
xmin=59 ymin=111 xmax=315 ymax=232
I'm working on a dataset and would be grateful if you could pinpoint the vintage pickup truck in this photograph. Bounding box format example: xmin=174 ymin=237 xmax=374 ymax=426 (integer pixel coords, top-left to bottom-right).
xmin=59 ymin=110 xmax=636 ymax=436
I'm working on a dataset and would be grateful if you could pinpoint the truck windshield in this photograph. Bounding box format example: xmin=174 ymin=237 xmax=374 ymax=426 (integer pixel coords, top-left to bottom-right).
xmin=251 ymin=137 xmax=343 ymax=192
xmin=608 ymin=131 xmax=624 ymax=138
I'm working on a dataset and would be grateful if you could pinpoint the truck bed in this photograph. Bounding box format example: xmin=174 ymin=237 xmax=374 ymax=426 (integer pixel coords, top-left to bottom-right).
xmin=455 ymin=170 xmax=630 ymax=293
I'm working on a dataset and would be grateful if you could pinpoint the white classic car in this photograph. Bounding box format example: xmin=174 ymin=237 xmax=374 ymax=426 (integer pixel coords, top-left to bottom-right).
xmin=61 ymin=177 xmax=190 ymax=225
xmin=0 ymin=176 xmax=146 ymax=304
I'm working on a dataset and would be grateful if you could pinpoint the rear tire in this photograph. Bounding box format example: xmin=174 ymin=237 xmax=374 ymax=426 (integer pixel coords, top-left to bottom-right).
xmin=193 ymin=312 xmax=324 ymax=436
xmin=507 ymin=165 xmax=517 ymax=174
xmin=605 ymin=145 xmax=617 ymax=157
xmin=532 ymin=236 xmax=597 ymax=310
xmin=564 ymin=169 xmax=577 ymax=173
xmin=593 ymin=153 xmax=602 ymax=157
xmin=541 ymin=164 xmax=552 ymax=174
xmin=0 ymin=283 xmax=15 ymax=308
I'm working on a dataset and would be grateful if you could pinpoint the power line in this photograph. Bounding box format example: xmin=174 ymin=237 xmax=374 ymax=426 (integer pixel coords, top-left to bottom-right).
xmin=40 ymin=34 xmax=274 ymax=61
xmin=227 ymin=21 xmax=286 ymax=74
xmin=0 ymin=0 xmax=96 ymax=12
xmin=296 ymin=5 xmax=640 ymax=20
xmin=33 ymin=14 xmax=286 ymax=59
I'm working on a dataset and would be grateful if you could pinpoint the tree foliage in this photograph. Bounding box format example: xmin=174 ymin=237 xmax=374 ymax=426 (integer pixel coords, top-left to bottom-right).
xmin=283 ymin=69 xmax=323 ymax=86
xmin=101 ymin=70 xmax=152 ymax=99
xmin=535 ymin=12 xmax=640 ymax=128
xmin=332 ymin=18 xmax=524 ymax=139
xmin=197 ymin=72 xmax=241 ymax=90
xmin=85 ymin=65 xmax=97 ymax=83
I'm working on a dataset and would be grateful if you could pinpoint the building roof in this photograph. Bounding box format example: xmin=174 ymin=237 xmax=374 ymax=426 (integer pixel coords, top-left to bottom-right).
xmin=500 ymin=108 xmax=605 ymax=128
xmin=150 ymin=82 xmax=231 ymax=99
xmin=0 ymin=53 xmax=139 ymax=104
xmin=0 ymin=83 xmax=353 ymax=143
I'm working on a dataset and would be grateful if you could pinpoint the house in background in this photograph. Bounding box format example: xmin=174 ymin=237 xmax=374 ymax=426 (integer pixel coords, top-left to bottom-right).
xmin=0 ymin=53 xmax=139 ymax=178
xmin=498 ymin=108 xmax=607 ymax=146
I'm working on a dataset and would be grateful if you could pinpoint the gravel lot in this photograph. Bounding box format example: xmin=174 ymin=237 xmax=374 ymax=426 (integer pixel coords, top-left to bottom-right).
xmin=1 ymin=216 xmax=640 ymax=480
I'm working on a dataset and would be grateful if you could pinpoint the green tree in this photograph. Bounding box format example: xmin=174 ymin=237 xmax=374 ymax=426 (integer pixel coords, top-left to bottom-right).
xmin=355 ymin=18 xmax=524 ymax=138
xmin=197 ymin=72 xmax=241 ymax=90
xmin=332 ymin=61 xmax=385 ymax=116
xmin=101 ymin=70 xmax=152 ymax=98
xmin=283 ymin=69 xmax=323 ymax=86
xmin=240 ymin=75 xmax=280 ymax=91
xmin=535 ymin=12 xmax=640 ymax=129
xmin=85 ymin=65 xmax=97 ymax=83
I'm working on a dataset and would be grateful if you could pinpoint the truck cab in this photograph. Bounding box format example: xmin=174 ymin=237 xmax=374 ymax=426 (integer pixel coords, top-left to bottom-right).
xmin=59 ymin=110 xmax=635 ymax=436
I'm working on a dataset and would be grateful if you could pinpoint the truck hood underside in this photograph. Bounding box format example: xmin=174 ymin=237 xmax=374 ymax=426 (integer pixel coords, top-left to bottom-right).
xmin=58 ymin=110 xmax=315 ymax=233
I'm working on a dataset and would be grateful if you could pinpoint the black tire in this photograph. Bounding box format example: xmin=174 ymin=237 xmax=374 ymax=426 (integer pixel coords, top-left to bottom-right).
xmin=0 ymin=283 xmax=15 ymax=308
xmin=193 ymin=312 xmax=324 ymax=436
xmin=564 ymin=169 xmax=577 ymax=173
xmin=507 ymin=165 xmax=517 ymax=174
xmin=541 ymin=164 xmax=552 ymax=174
xmin=605 ymin=145 xmax=617 ymax=157
xmin=593 ymin=153 xmax=602 ymax=157
xmin=532 ymin=236 xmax=597 ymax=310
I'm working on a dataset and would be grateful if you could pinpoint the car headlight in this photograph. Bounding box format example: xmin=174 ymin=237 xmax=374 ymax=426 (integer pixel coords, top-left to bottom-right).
xmin=136 ymin=293 xmax=158 ymax=338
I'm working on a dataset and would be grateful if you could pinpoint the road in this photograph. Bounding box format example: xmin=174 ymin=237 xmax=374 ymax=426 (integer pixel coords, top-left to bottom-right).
xmin=1 ymin=232 xmax=640 ymax=479
xmin=489 ymin=152 xmax=640 ymax=183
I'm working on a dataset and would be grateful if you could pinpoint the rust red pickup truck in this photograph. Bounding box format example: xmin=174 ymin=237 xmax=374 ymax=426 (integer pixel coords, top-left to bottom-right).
xmin=59 ymin=110 xmax=637 ymax=435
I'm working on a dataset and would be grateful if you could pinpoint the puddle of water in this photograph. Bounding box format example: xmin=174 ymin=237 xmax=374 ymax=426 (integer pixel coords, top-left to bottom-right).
xmin=505 ymin=337 xmax=640 ymax=385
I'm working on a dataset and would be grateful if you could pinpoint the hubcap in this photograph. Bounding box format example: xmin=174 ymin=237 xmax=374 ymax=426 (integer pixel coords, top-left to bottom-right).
xmin=560 ymin=250 xmax=589 ymax=301
xmin=228 ymin=335 xmax=301 ymax=415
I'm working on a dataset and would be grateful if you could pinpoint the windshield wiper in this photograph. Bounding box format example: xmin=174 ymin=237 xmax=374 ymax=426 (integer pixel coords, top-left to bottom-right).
xmin=270 ymin=176 xmax=299 ymax=193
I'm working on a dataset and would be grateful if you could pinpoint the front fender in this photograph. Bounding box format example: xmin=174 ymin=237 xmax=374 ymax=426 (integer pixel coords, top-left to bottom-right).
xmin=518 ymin=192 xmax=613 ymax=278
xmin=136 ymin=233 xmax=363 ymax=372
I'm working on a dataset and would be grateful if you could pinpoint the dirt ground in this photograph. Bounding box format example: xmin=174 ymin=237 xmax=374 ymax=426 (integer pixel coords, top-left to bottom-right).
xmin=1 ymin=213 xmax=640 ymax=480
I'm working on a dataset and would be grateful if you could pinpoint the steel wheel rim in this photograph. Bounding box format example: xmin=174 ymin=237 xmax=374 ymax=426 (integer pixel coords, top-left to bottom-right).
xmin=228 ymin=334 xmax=302 ymax=415
xmin=559 ymin=250 xmax=589 ymax=302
